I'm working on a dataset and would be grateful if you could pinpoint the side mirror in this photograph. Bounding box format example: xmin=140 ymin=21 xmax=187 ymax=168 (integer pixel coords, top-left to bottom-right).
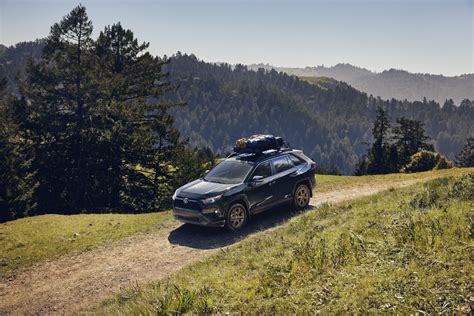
xmin=251 ymin=175 xmax=264 ymax=184
xmin=204 ymin=169 xmax=210 ymax=175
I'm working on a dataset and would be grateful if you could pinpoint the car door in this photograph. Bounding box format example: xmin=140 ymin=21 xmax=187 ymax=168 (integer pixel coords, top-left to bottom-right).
xmin=270 ymin=155 xmax=295 ymax=202
xmin=246 ymin=160 xmax=275 ymax=214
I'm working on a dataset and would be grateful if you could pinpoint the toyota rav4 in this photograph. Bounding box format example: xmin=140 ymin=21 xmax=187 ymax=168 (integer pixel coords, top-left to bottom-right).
xmin=172 ymin=149 xmax=316 ymax=230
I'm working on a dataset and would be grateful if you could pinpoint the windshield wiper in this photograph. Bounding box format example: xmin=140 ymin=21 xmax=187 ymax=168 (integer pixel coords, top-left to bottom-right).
xmin=205 ymin=178 xmax=227 ymax=184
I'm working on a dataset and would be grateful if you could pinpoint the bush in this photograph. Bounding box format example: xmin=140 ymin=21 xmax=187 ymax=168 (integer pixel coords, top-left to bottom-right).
xmin=401 ymin=150 xmax=453 ymax=173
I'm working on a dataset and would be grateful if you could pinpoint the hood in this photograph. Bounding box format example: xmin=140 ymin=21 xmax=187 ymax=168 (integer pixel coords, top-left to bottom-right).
xmin=177 ymin=179 xmax=236 ymax=199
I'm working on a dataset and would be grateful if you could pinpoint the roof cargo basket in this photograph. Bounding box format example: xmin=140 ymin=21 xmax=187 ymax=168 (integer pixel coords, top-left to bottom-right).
xmin=233 ymin=134 xmax=284 ymax=154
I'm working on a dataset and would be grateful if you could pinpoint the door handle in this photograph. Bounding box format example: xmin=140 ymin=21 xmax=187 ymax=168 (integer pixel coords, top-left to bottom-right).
xmin=269 ymin=180 xmax=276 ymax=186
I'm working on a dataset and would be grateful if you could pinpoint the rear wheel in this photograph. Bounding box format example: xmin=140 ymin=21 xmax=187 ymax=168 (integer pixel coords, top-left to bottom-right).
xmin=293 ymin=184 xmax=311 ymax=210
xmin=225 ymin=203 xmax=248 ymax=231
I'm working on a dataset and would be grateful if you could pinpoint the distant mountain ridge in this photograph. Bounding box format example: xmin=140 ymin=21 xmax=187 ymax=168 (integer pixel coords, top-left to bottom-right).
xmin=248 ymin=63 xmax=474 ymax=104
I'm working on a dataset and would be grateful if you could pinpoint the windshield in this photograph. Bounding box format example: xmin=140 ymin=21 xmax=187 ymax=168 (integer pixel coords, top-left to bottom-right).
xmin=204 ymin=160 xmax=253 ymax=184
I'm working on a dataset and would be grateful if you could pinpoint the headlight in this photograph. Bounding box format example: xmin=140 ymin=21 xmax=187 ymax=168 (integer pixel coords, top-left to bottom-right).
xmin=202 ymin=194 xmax=223 ymax=204
xmin=172 ymin=191 xmax=178 ymax=200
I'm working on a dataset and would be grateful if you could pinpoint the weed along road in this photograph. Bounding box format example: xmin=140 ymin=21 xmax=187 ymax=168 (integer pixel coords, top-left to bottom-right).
xmin=0 ymin=177 xmax=448 ymax=314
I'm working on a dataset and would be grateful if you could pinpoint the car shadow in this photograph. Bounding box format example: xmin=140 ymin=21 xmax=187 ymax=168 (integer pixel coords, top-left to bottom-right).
xmin=167 ymin=204 xmax=315 ymax=249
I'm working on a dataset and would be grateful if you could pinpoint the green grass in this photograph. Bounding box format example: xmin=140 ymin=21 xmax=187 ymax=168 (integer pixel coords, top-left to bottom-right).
xmin=299 ymin=76 xmax=341 ymax=90
xmin=91 ymin=171 xmax=474 ymax=314
xmin=0 ymin=211 xmax=172 ymax=277
xmin=315 ymin=167 xmax=471 ymax=193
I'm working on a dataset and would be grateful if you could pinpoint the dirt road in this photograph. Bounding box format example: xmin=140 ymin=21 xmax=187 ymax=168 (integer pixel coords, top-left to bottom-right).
xmin=0 ymin=179 xmax=421 ymax=314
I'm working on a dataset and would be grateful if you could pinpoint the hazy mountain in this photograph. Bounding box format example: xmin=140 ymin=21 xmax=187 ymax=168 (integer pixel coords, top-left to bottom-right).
xmin=248 ymin=63 xmax=474 ymax=104
xmin=0 ymin=40 xmax=45 ymax=93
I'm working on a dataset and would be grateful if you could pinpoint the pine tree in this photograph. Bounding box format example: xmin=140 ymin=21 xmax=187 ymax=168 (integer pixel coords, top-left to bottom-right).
xmin=456 ymin=137 xmax=474 ymax=167
xmin=392 ymin=117 xmax=434 ymax=168
xmin=95 ymin=22 xmax=183 ymax=211
xmin=20 ymin=5 xmax=97 ymax=211
xmin=366 ymin=107 xmax=392 ymax=174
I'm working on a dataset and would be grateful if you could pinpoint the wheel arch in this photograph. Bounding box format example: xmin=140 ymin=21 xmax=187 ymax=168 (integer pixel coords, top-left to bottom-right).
xmin=226 ymin=196 xmax=250 ymax=214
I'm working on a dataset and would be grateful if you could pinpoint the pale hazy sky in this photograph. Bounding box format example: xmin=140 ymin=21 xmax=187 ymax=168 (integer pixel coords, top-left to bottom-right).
xmin=1 ymin=0 xmax=472 ymax=76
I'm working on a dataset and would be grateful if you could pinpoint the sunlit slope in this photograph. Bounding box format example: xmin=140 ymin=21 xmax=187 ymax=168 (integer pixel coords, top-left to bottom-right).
xmin=91 ymin=169 xmax=473 ymax=314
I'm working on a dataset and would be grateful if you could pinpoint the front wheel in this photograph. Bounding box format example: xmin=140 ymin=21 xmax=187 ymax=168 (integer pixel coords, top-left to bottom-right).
xmin=293 ymin=184 xmax=311 ymax=210
xmin=225 ymin=203 xmax=248 ymax=231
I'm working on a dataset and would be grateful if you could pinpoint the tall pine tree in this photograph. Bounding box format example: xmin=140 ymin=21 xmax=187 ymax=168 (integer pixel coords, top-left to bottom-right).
xmin=392 ymin=117 xmax=434 ymax=168
xmin=366 ymin=107 xmax=393 ymax=174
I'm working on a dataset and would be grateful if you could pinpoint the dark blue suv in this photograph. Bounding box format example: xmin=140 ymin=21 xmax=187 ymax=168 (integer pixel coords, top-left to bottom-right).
xmin=172 ymin=149 xmax=317 ymax=230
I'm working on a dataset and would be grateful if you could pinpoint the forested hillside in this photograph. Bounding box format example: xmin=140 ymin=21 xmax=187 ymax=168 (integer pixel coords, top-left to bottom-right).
xmin=166 ymin=54 xmax=473 ymax=173
xmin=0 ymin=41 xmax=44 ymax=93
xmin=1 ymin=43 xmax=473 ymax=174
xmin=249 ymin=63 xmax=474 ymax=105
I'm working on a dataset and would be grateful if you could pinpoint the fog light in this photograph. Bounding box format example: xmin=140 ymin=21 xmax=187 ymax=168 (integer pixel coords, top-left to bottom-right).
xmin=203 ymin=207 xmax=224 ymax=217
xmin=202 ymin=207 xmax=218 ymax=214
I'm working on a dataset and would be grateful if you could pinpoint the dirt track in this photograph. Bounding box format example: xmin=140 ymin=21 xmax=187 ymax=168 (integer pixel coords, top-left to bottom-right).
xmin=0 ymin=179 xmax=422 ymax=315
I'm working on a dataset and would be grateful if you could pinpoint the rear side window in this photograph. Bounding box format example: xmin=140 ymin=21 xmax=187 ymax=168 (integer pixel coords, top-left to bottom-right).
xmin=272 ymin=156 xmax=291 ymax=173
xmin=253 ymin=161 xmax=272 ymax=178
xmin=288 ymin=154 xmax=305 ymax=166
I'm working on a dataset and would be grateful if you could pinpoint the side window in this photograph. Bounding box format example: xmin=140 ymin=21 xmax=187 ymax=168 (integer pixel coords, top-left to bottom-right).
xmin=253 ymin=161 xmax=272 ymax=178
xmin=288 ymin=154 xmax=304 ymax=166
xmin=272 ymin=156 xmax=291 ymax=173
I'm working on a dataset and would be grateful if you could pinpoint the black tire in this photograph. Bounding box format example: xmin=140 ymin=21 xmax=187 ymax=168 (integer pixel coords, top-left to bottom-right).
xmin=293 ymin=183 xmax=311 ymax=210
xmin=225 ymin=203 xmax=248 ymax=231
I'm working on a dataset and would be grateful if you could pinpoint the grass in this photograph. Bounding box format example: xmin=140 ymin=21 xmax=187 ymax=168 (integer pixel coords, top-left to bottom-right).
xmin=299 ymin=76 xmax=341 ymax=90
xmin=315 ymin=167 xmax=471 ymax=193
xmin=90 ymin=170 xmax=474 ymax=314
xmin=0 ymin=211 xmax=172 ymax=277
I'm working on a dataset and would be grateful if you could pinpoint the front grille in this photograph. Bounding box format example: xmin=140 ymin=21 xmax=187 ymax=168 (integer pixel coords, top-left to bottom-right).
xmin=174 ymin=197 xmax=202 ymax=211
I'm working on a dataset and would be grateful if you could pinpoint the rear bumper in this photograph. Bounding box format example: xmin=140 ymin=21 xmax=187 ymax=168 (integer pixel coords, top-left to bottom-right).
xmin=173 ymin=207 xmax=225 ymax=227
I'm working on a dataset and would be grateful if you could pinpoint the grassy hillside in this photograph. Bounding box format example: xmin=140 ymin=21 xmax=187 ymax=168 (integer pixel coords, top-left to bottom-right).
xmin=91 ymin=170 xmax=474 ymax=314
xmin=299 ymin=76 xmax=342 ymax=90
xmin=0 ymin=212 xmax=172 ymax=277
xmin=314 ymin=168 xmax=469 ymax=193
xmin=0 ymin=168 xmax=470 ymax=278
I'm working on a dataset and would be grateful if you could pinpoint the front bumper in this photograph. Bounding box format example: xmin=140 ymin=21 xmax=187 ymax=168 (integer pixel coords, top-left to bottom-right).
xmin=173 ymin=208 xmax=225 ymax=227
xmin=172 ymin=197 xmax=225 ymax=227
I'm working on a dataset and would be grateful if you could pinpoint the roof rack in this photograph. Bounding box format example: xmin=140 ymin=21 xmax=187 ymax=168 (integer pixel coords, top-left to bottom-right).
xmin=226 ymin=147 xmax=292 ymax=160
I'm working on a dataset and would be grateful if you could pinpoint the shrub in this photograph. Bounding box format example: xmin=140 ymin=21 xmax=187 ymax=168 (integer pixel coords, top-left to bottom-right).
xmin=434 ymin=155 xmax=454 ymax=170
xmin=401 ymin=150 xmax=453 ymax=173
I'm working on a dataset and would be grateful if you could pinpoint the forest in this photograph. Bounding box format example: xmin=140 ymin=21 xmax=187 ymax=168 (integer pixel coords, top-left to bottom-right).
xmin=2 ymin=41 xmax=473 ymax=175
xmin=165 ymin=54 xmax=473 ymax=173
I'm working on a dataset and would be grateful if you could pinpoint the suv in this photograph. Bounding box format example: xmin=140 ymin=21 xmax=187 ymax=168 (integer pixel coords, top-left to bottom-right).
xmin=172 ymin=149 xmax=317 ymax=230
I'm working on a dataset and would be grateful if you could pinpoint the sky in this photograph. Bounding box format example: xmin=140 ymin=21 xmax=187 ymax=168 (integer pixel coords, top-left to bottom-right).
xmin=0 ymin=0 xmax=472 ymax=76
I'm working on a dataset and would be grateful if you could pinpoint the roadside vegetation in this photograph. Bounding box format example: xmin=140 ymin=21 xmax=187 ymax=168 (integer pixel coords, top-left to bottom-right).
xmin=0 ymin=212 xmax=172 ymax=277
xmin=91 ymin=172 xmax=474 ymax=314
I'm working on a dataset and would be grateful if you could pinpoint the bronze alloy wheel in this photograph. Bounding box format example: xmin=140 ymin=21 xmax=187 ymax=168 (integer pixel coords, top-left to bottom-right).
xmin=225 ymin=203 xmax=247 ymax=230
xmin=294 ymin=184 xmax=310 ymax=210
